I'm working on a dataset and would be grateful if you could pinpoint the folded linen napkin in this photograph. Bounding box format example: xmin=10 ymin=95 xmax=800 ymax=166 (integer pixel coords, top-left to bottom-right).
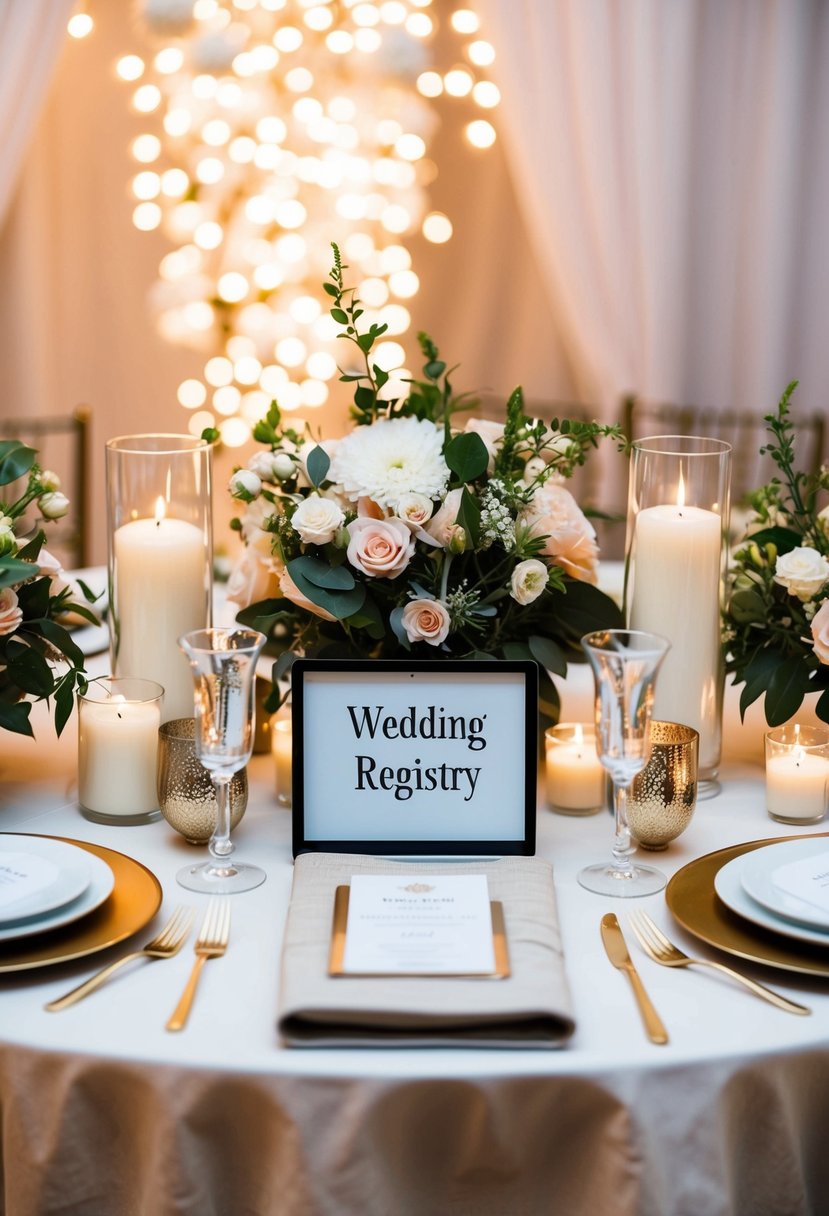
xmin=278 ymin=853 xmax=575 ymax=1048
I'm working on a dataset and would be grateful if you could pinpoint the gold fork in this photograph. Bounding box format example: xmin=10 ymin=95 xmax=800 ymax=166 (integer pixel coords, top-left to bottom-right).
xmin=166 ymin=898 xmax=231 ymax=1032
xmin=45 ymin=906 xmax=194 ymax=1012
xmin=628 ymin=910 xmax=811 ymax=1016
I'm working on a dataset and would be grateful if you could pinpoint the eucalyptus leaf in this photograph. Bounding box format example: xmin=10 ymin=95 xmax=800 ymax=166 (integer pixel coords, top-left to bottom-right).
xmin=305 ymin=445 xmax=330 ymax=488
xmin=0 ymin=440 xmax=36 ymax=485
xmin=529 ymin=635 xmax=568 ymax=677
xmin=389 ymin=605 xmax=411 ymax=649
xmin=291 ymin=555 xmax=355 ymax=591
xmin=743 ymin=526 xmax=802 ymax=556
xmin=287 ymin=558 xmax=365 ymax=620
xmin=765 ymin=656 xmax=811 ymax=726
xmin=0 ymin=700 xmax=33 ymax=737
xmin=0 ymin=558 xmax=35 ymax=591
xmin=444 ymin=432 xmax=488 ymax=483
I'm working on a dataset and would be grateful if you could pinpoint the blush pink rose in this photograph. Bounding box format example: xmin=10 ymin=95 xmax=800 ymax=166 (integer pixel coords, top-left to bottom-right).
xmin=346 ymin=516 xmax=414 ymax=579
xmin=811 ymin=600 xmax=829 ymax=664
xmin=520 ymin=484 xmax=599 ymax=584
xmin=424 ymin=488 xmax=463 ymax=549
xmin=0 ymin=588 xmax=23 ymax=637
xmin=278 ymin=570 xmax=337 ymax=622
xmin=402 ymin=599 xmax=451 ymax=646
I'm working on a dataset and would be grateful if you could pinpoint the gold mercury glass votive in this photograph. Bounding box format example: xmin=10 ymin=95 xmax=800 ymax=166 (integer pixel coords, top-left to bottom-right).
xmin=156 ymin=718 xmax=248 ymax=844
xmin=627 ymin=721 xmax=699 ymax=849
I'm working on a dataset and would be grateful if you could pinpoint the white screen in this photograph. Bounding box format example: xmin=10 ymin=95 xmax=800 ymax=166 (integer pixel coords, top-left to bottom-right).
xmin=301 ymin=669 xmax=529 ymax=842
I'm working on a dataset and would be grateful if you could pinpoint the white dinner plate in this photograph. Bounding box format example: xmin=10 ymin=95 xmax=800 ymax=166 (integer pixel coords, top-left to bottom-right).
xmin=0 ymin=836 xmax=92 ymax=924
xmin=739 ymin=838 xmax=829 ymax=931
xmin=0 ymin=851 xmax=115 ymax=942
xmin=714 ymin=852 xmax=829 ymax=948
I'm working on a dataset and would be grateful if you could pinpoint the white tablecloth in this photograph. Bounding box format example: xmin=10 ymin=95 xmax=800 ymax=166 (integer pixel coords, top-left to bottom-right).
xmin=0 ymin=667 xmax=828 ymax=1216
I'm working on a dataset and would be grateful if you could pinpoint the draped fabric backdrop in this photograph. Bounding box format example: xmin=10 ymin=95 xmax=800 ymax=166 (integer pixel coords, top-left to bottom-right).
xmin=0 ymin=0 xmax=827 ymax=561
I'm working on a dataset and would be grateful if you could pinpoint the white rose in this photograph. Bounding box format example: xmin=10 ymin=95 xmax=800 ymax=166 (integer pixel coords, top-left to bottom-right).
xmin=774 ymin=546 xmax=829 ymax=601
xmin=291 ymin=494 xmax=344 ymax=546
xmin=38 ymin=491 xmax=69 ymax=520
xmin=402 ymin=598 xmax=451 ymax=647
xmin=811 ymin=600 xmax=829 ymax=664
xmin=229 ymin=470 xmax=261 ymax=502
xmin=247 ymin=451 xmax=280 ymax=482
xmin=510 ymin=558 xmax=549 ymax=605
xmin=396 ymin=492 xmax=434 ymax=528
xmin=226 ymin=549 xmax=283 ymax=609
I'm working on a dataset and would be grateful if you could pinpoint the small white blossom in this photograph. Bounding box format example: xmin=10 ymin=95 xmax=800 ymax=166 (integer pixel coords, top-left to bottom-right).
xmin=229 ymin=469 xmax=262 ymax=503
xmin=38 ymin=491 xmax=69 ymax=520
xmin=39 ymin=470 xmax=61 ymax=492
xmin=510 ymin=558 xmax=549 ymax=605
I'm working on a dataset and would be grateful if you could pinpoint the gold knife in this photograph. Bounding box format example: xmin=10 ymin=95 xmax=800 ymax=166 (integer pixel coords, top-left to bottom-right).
xmin=600 ymin=913 xmax=669 ymax=1045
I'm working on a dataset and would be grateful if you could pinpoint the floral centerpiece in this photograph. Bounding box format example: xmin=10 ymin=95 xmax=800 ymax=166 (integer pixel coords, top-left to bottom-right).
xmin=0 ymin=440 xmax=95 ymax=737
xmin=724 ymin=381 xmax=829 ymax=726
xmin=225 ymin=246 xmax=624 ymax=720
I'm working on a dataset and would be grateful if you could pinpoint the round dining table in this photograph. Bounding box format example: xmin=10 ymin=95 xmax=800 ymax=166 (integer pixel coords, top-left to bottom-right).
xmin=1 ymin=646 xmax=828 ymax=1216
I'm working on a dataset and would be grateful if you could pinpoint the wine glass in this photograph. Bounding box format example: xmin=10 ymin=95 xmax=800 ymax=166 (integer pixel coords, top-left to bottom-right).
xmin=176 ymin=627 xmax=266 ymax=894
xmin=578 ymin=629 xmax=671 ymax=897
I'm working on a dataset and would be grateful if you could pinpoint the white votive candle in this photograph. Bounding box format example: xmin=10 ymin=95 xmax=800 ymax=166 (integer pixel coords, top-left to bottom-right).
xmin=272 ymin=718 xmax=292 ymax=807
xmin=765 ymin=724 xmax=829 ymax=824
xmin=113 ymin=500 xmax=208 ymax=722
xmin=78 ymin=679 xmax=164 ymax=823
xmin=545 ymin=723 xmax=606 ymax=815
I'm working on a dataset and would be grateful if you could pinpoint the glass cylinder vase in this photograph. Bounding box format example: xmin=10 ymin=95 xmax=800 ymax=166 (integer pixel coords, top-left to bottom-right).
xmin=624 ymin=436 xmax=731 ymax=792
xmin=106 ymin=435 xmax=213 ymax=723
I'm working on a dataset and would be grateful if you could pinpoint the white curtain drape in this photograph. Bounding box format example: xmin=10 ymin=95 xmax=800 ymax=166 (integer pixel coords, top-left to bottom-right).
xmin=476 ymin=0 xmax=829 ymax=420
xmin=0 ymin=0 xmax=75 ymax=227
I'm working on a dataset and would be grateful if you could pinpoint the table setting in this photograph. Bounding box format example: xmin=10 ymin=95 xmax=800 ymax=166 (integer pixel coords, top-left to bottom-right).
xmin=1 ymin=296 xmax=829 ymax=1215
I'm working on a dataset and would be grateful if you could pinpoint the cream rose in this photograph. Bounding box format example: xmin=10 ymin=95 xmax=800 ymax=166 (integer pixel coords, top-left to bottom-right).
xmin=38 ymin=491 xmax=69 ymax=520
xmin=519 ymin=483 xmax=599 ymax=584
xmin=811 ymin=599 xmax=829 ymax=664
xmin=0 ymin=588 xmax=23 ymax=637
xmin=510 ymin=558 xmax=549 ymax=605
xmin=424 ymin=488 xmax=463 ymax=549
xmin=396 ymin=492 xmax=433 ymax=528
xmin=291 ymin=494 xmax=344 ymax=546
xmin=774 ymin=546 xmax=829 ymax=601
xmin=226 ymin=549 xmax=283 ymax=608
xmin=346 ymin=516 xmax=414 ymax=579
xmin=402 ymin=598 xmax=451 ymax=647
xmin=278 ymin=569 xmax=337 ymax=621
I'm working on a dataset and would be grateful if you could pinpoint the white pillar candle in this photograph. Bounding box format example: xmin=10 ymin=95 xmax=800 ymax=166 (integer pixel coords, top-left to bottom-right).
xmin=113 ymin=501 xmax=208 ymax=722
xmin=79 ymin=692 xmax=162 ymax=819
xmin=629 ymin=497 xmax=722 ymax=774
xmin=272 ymin=719 xmax=292 ymax=807
xmin=545 ymin=723 xmax=606 ymax=814
xmin=766 ymin=750 xmax=829 ymax=823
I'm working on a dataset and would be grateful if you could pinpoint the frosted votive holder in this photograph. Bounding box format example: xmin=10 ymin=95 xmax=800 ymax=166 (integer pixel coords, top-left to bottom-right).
xmin=78 ymin=677 xmax=164 ymax=825
xmin=545 ymin=723 xmax=606 ymax=815
xmin=765 ymin=724 xmax=829 ymax=825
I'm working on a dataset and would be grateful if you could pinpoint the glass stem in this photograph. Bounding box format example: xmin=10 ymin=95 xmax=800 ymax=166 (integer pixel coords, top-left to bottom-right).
xmin=611 ymin=781 xmax=636 ymax=876
xmin=209 ymin=774 xmax=235 ymax=865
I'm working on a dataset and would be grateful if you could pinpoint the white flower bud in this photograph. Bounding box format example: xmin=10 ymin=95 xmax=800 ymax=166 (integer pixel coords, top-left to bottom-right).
xmin=38 ymin=491 xmax=70 ymax=520
xmin=39 ymin=470 xmax=61 ymax=492
xmin=272 ymin=453 xmax=296 ymax=482
xmin=229 ymin=469 xmax=262 ymax=502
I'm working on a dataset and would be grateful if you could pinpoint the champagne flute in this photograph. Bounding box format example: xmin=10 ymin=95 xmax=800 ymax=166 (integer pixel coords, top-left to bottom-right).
xmin=176 ymin=627 xmax=266 ymax=894
xmin=578 ymin=629 xmax=670 ymax=897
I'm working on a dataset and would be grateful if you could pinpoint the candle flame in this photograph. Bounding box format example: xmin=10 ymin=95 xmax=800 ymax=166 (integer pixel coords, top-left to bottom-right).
xmin=154 ymin=497 xmax=166 ymax=524
xmin=676 ymin=468 xmax=686 ymax=509
xmin=573 ymin=723 xmax=584 ymax=746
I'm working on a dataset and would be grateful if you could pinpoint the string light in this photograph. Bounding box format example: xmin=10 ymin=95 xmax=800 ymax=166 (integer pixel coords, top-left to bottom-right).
xmin=116 ymin=1 xmax=500 ymax=444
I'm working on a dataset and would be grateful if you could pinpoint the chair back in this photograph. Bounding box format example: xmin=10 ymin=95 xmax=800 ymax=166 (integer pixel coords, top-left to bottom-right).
xmin=2 ymin=407 xmax=90 ymax=569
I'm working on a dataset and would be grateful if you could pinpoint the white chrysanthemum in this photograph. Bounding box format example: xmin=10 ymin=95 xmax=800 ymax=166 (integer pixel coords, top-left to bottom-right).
xmin=329 ymin=417 xmax=449 ymax=510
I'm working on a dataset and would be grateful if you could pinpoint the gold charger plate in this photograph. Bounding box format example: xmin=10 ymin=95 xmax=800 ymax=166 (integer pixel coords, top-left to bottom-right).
xmin=0 ymin=836 xmax=162 ymax=973
xmin=666 ymin=832 xmax=829 ymax=978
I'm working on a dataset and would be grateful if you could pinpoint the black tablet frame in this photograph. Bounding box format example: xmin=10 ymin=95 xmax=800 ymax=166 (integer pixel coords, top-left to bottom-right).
xmin=290 ymin=658 xmax=538 ymax=858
